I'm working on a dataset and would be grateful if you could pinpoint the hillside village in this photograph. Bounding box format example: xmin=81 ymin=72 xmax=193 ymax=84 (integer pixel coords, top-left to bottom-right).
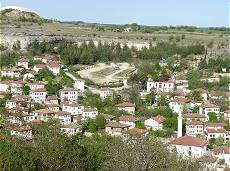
xmin=0 ymin=45 xmax=230 ymax=169
xmin=0 ymin=5 xmax=230 ymax=171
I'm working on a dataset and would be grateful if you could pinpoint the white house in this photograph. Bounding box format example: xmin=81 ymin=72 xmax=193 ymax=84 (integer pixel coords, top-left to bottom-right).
xmin=29 ymin=88 xmax=47 ymax=104
xmin=199 ymin=103 xmax=220 ymax=117
xmin=1 ymin=67 xmax=21 ymax=78
xmin=183 ymin=113 xmax=207 ymax=122
xmin=146 ymin=79 xmax=175 ymax=93
xmin=23 ymin=70 xmax=37 ymax=80
xmin=171 ymin=135 xmax=207 ymax=158
xmin=47 ymin=62 xmax=60 ymax=75
xmin=33 ymin=64 xmax=46 ymax=72
xmin=28 ymin=81 xmax=47 ymax=90
xmin=116 ymin=102 xmax=136 ymax=114
xmin=60 ymin=123 xmax=81 ymax=136
xmin=10 ymin=125 xmax=32 ymax=140
xmin=205 ymin=128 xmax=228 ymax=141
xmin=186 ymin=121 xmax=204 ymax=137
xmin=22 ymin=114 xmax=37 ymax=123
xmin=32 ymin=109 xmax=55 ymax=121
xmin=189 ymin=100 xmax=203 ymax=110
xmin=211 ymin=146 xmax=230 ymax=166
xmin=5 ymin=99 xmax=18 ymax=109
xmin=82 ymin=108 xmax=98 ymax=119
xmin=119 ymin=115 xmax=139 ymax=129
xmin=74 ymin=79 xmax=85 ymax=92
xmin=105 ymin=121 xmax=130 ymax=136
xmin=46 ymin=95 xmax=59 ymax=105
xmin=17 ymin=58 xmax=29 ymax=69
xmin=55 ymin=111 xmax=71 ymax=125
xmin=62 ymin=101 xmax=84 ymax=116
xmin=99 ymin=87 xmax=113 ymax=99
xmin=204 ymin=122 xmax=225 ymax=130
xmin=0 ymin=81 xmax=10 ymax=92
xmin=9 ymin=80 xmax=25 ymax=94
xmin=59 ymin=88 xmax=78 ymax=102
xmin=169 ymin=97 xmax=190 ymax=114
xmin=5 ymin=99 xmax=17 ymax=109
xmin=46 ymin=104 xmax=60 ymax=112
xmin=144 ymin=115 xmax=166 ymax=130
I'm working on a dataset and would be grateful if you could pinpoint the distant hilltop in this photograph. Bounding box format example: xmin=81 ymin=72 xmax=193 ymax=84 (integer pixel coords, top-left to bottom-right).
xmin=0 ymin=6 xmax=38 ymax=14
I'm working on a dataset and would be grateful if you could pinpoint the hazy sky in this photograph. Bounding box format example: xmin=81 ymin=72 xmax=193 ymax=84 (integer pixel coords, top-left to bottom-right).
xmin=1 ymin=0 xmax=229 ymax=27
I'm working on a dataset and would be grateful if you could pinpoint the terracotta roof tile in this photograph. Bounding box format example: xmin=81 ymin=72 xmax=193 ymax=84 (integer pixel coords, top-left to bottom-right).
xmin=171 ymin=135 xmax=206 ymax=147
xmin=106 ymin=121 xmax=130 ymax=128
xmin=119 ymin=115 xmax=139 ymax=122
xmin=206 ymin=128 xmax=227 ymax=134
xmin=116 ymin=102 xmax=136 ymax=108
xmin=212 ymin=146 xmax=230 ymax=154
xmin=153 ymin=115 xmax=166 ymax=123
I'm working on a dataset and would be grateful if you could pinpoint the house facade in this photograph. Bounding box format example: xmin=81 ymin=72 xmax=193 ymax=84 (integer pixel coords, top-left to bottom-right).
xmin=171 ymin=135 xmax=207 ymax=158
xmin=60 ymin=88 xmax=78 ymax=102
xmin=29 ymin=88 xmax=47 ymax=104
xmin=146 ymin=80 xmax=175 ymax=93
xmin=116 ymin=102 xmax=136 ymax=114
xmin=144 ymin=115 xmax=166 ymax=130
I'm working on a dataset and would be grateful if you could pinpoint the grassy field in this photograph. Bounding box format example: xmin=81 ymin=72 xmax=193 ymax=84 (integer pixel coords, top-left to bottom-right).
xmin=91 ymin=67 xmax=116 ymax=78
xmin=114 ymin=69 xmax=134 ymax=78
xmin=1 ymin=21 xmax=228 ymax=44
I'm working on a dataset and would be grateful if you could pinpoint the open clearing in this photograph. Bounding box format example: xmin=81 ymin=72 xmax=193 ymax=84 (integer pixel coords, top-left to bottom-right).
xmin=78 ymin=63 xmax=135 ymax=84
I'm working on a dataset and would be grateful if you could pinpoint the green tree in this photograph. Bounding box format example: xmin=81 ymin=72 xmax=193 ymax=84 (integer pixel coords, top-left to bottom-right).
xmin=95 ymin=115 xmax=106 ymax=128
xmin=36 ymin=67 xmax=55 ymax=81
xmin=208 ymin=112 xmax=218 ymax=123
xmin=135 ymin=121 xmax=145 ymax=129
xmin=163 ymin=116 xmax=178 ymax=131
xmin=22 ymin=85 xmax=30 ymax=95
xmin=158 ymin=95 xmax=169 ymax=106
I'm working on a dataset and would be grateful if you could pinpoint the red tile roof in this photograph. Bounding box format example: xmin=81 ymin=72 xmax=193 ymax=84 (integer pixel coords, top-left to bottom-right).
xmin=30 ymin=88 xmax=47 ymax=92
xmin=186 ymin=121 xmax=203 ymax=126
xmin=34 ymin=109 xmax=54 ymax=114
xmin=212 ymin=146 xmax=230 ymax=154
xmin=55 ymin=111 xmax=71 ymax=116
xmin=204 ymin=123 xmax=225 ymax=127
xmin=116 ymin=102 xmax=136 ymax=108
xmin=206 ymin=128 xmax=227 ymax=134
xmin=147 ymin=80 xmax=175 ymax=83
xmin=35 ymin=64 xmax=46 ymax=68
xmin=153 ymin=115 xmax=165 ymax=123
xmin=30 ymin=81 xmax=47 ymax=85
xmin=183 ymin=114 xmax=207 ymax=119
xmin=119 ymin=115 xmax=139 ymax=122
xmin=60 ymin=88 xmax=78 ymax=92
xmin=48 ymin=62 xmax=60 ymax=68
xmin=171 ymin=135 xmax=206 ymax=147
xmin=200 ymin=155 xmax=218 ymax=163
xmin=106 ymin=121 xmax=130 ymax=128
xmin=170 ymin=97 xmax=190 ymax=103
xmin=200 ymin=103 xmax=219 ymax=108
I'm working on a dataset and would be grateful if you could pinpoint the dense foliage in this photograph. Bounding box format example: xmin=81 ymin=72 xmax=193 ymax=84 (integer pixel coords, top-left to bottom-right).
xmin=27 ymin=40 xmax=205 ymax=66
xmin=0 ymin=122 xmax=200 ymax=171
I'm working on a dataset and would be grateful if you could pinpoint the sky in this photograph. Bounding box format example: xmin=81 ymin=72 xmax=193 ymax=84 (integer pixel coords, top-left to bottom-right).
xmin=1 ymin=0 xmax=229 ymax=27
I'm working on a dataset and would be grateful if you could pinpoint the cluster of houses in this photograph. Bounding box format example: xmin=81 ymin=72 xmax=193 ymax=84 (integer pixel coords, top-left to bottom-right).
xmin=1 ymin=54 xmax=230 ymax=169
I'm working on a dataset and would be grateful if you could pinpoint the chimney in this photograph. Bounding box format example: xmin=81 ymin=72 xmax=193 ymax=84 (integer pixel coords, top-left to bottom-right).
xmin=177 ymin=110 xmax=183 ymax=138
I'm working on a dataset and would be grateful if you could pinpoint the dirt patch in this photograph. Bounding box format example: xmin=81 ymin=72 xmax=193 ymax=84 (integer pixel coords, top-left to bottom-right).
xmin=78 ymin=63 xmax=135 ymax=84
